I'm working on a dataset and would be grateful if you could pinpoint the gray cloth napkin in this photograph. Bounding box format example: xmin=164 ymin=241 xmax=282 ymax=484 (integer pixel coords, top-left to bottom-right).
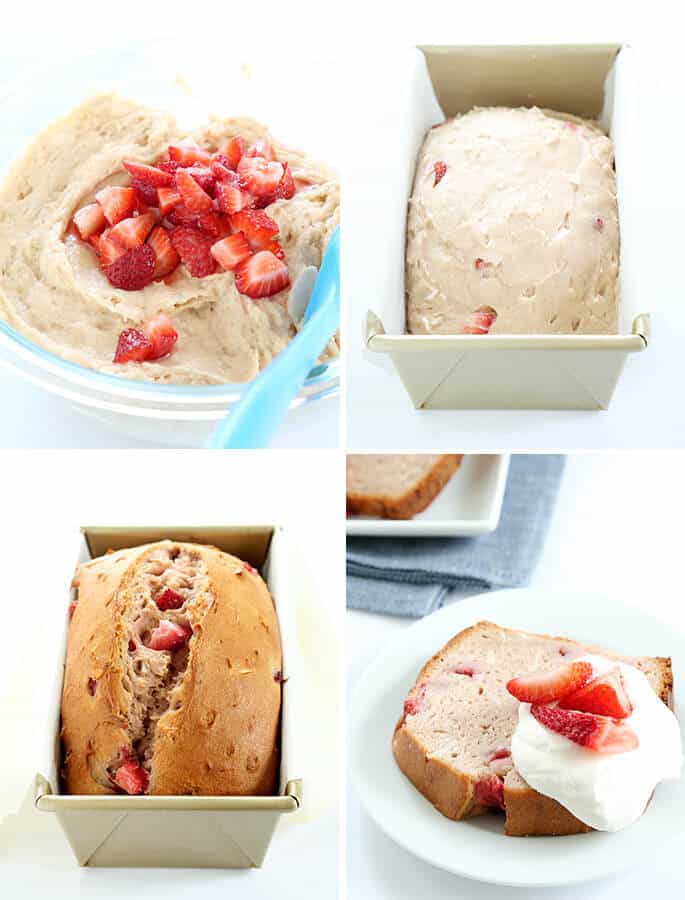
xmin=347 ymin=454 xmax=565 ymax=617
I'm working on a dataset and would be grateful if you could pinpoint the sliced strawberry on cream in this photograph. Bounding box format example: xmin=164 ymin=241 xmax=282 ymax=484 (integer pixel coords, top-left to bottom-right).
xmin=175 ymin=170 xmax=214 ymax=213
xmin=170 ymin=226 xmax=217 ymax=278
xmin=147 ymin=226 xmax=179 ymax=281
xmin=108 ymin=212 xmax=156 ymax=250
xmin=235 ymin=250 xmax=290 ymax=299
xmin=167 ymin=143 xmax=211 ymax=167
xmin=113 ymin=328 xmax=154 ymax=363
xmin=73 ymin=203 xmax=106 ymax=240
xmin=244 ymin=135 xmax=276 ymax=161
xmin=215 ymin=181 xmax=255 ymax=215
xmin=237 ymin=156 xmax=284 ymax=199
xmin=211 ymin=233 xmax=252 ymax=272
xmin=530 ymin=705 xmax=638 ymax=754
xmin=506 ymin=660 xmax=593 ymax=705
xmin=217 ymin=136 xmax=244 ymax=169
xmin=230 ymin=209 xmax=279 ymax=251
xmin=123 ymin=161 xmax=174 ymax=187
xmin=143 ymin=313 xmax=178 ymax=361
xmin=95 ymin=186 xmax=137 ymax=225
xmin=105 ymin=245 xmax=156 ymax=291
xmin=559 ymin=667 xmax=633 ymax=719
xmin=157 ymin=186 xmax=182 ymax=216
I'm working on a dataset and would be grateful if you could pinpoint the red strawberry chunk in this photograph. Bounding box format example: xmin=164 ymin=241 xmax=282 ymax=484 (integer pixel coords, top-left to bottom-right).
xmin=168 ymin=143 xmax=211 ymax=167
xmin=147 ymin=225 xmax=180 ymax=280
xmin=95 ymin=186 xmax=137 ymax=225
xmin=175 ymin=170 xmax=213 ymax=213
xmin=402 ymin=684 xmax=427 ymax=723
xmin=506 ymin=661 xmax=593 ymax=705
xmin=108 ymin=212 xmax=156 ymax=250
xmin=244 ymin=135 xmax=277 ymax=160
xmin=559 ymin=667 xmax=633 ymax=719
xmin=433 ymin=160 xmax=447 ymax=186
xmin=154 ymin=588 xmax=184 ymax=611
xmin=148 ymin=619 xmax=190 ymax=651
xmin=68 ymin=600 xmax=77 ymax=619
xmin=275 ymin=163 xmax=295 ymax=200
xmin=170 ymin=226 xmax=217 ymax=278
xmin=237 ymin=156 xmax=284 ymax=198
xmin=123 ymin=160 xmax=174 ymax=187
xmin=211 ymin=232 xmax=252 ymax=272
xmin=104 ymin=244 xmax=156 ymax=291
xmin=157 ymin=186 xmax=182 ymax=216
xmin=215 ymin=181 xmax=255 ymax=215
xmin=234 ymin=250 xmax=290 ymax=298
xmin=99 ymin=233 xmax=127 ymax=267
xmin=230 ymin=209 xmax=279 ymax=251
xmin=531 ymin=705 xmax=639 ymax=754
xmin=264 ymin=240 xmax=285 ymax=260
xmin=594 ymin=216 xmax=605 ymax=232
xmin=114 ymin=757 xmax=149 ymax=795
xmin=131 ymin=178 xmax=160 ymax=208
xmin=73 ymin=203 xmax=107 ymax=240
xmin=195 ymin=211 xmax=225 ymax=237
xmin=463 ymin=305 xmax=498 ymax=335
xmin=143 ymin=313 xmax=178 ymax=360
xmin=217 ymin=136 xmax=244 ymax=169
xmin=113 ymin=328 xmax=153 ymax=363
xmin=474 ymin=774 xmax=505 ymax=810
xmin=185 ymin=166 xmax=216 ymax=196
xmin=157 ymin=159 xmax=180 ymax=176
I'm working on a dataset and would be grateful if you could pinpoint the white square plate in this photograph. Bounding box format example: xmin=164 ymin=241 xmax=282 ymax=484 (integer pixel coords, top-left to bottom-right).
xmin=346 ymin=454 xmax=510 ymax=537
xmin=348 ymin=588 xmax=685 ymax=887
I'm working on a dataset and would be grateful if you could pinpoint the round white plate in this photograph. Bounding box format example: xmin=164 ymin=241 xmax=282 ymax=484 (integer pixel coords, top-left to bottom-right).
xmin=348 ymin=588 xmax=685 ymax=888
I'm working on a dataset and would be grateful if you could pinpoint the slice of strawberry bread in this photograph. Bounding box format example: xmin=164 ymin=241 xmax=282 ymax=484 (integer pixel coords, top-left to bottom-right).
xmin=392 ymin=621 xmax=673 ymax=836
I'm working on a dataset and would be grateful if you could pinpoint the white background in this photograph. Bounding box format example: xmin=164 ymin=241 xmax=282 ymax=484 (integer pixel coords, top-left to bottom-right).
xmin=0 ymin=449 xmax=344 ymax=899
xmin=347 ymin=451 xmax=685 ymax=898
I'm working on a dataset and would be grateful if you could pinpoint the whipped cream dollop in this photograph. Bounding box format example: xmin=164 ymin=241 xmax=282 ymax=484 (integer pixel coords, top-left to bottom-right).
xmin=511 ymin=654 xmax=683 ymax=831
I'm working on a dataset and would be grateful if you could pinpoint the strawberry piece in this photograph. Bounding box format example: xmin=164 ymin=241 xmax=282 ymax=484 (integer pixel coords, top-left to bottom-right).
xmin=196 ymin=211 xmax=226 ymax=237
xmin=131 ymin=179 xmax=159 ymax=208
xmin=147 ymin=226 xmax=179 ymax=280
xmin=104 ymin=244 xmax=156 ymax=291
xmin=244 ymin=135 xmax=276 ymax=160
xmin=211 ymin=232 xmax=252 ymax=272
xmin=594 ymin=216 xmax=605 ymax=231
xmin=168 ymin=143 xmax=211 ymax=167
xmin=211 ymin=155 xmax=238 ymax=180
xmin=506 ymin=661 xmax=593 ymax=705
xmin=185 ymin=166 xmax=216 ymax=196
xmin=148 ymin=619 xmax=190 ymax=651
xmin=175 ymin=170 xmax=213 ymax=213
xmin=166 ymin=203 xmax=200 ymax=228
xmin=217 ymin=136 xmax=244 ymax=169
xmin=108 ymin=212 xmax=156 ymax=250
xmin=463 ymin=305 xmax=498 ymax=335
xmin=170 ymin=226 xmax=217 ymax=278
xmin=157 ymin=186 xmax=182 ymax=216
xmin=154 ymin=588 xmax=184 ymax=611
xmin=68 ymin=600 xmax=77 ymax=619
xmin=215 ymin=181 xmax=255 ymax=215
xmin=237 ymin=156 xmax=284 ymax=198
xmin=242 ymin=561 xmax=257 ymax=575
xmin=123 ymin=160 xmax=174 ymax=187
xmin=474 ymin=774 xmax=505 ymax=810
xmin=143 ymin=313 xmax=178 ymax=360
xmin=113 ymin=328 xmax=153 ymax=363
xmin=433 ymin=160 xmax=447 ymax=186
xmin=230 ymin=209 xmax=279 ymax=251
xmin=73 ymin=202 xmax=107 ymax=240
xmin=99 ymin=233 xmax=127 ymax=267
xmin=559 ymin=667 xmax=633 ymax=719
xmin=275 ymin=163 xmax=295 ymax=200
xmin=402 ymin=685 xmax=427 ymax=723
xmin=157 ymin=159 xmax=180 ymax=176
xmin=264 ymin=240 xmax=285 ymax=260
xmin=452 ymin=663 xmax=482 ymax=677
xmin=95 ymin=186 xmax=137 ymax=225
xmin=234 ymin=250 xmax=290 ymax=298
xmin=531 ymin=705 xmax=639 ymax=754
xmin=113 ymin=756 xmax=149 ymax=795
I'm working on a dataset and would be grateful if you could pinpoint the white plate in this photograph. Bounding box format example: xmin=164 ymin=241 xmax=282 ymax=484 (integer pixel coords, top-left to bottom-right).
xmin=348 ymin=588 xmax=685 ymax=888
xmin=346 ymin=454 xmax=509 ymax=537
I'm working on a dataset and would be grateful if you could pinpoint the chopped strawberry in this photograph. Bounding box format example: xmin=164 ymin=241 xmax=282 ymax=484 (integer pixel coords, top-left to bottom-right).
xmin=88 ymin=233 xmax=102 ymax=252
xmin=157 ymin=159 xmax=180 ymax=176
xmin=68 ymin=600 xmax=77 ymax=619
xmin=594 ymin=216 xmax=605 ymax=232
xmin=234 ymin=250 xmax=290 ymax=298
xmin=211 ymin=232 xmax=252 ymax=271
xmin=143 ymin=313 xmax=178 ymax=360
xmin=154 ymin=588 xmax=185 ymax=611
xmin=99 ymin=233 xmax=127 ymax=267
xmin=474 ymin=774 xmax=505 ymax=810
xmin=210 ymin=156 xmax=238 ymax=180
xmin=452 ymin=663 xmax=482 ymax=677
xmin=275 ymin=163 xmax=295 ymax=200
xmin=559 ymin=667 xmax=633 ymax=719
xmin=237 ymin=156 xmax=284 ymax=199
xmin=73 ymin=203 xmax=107 ymax=240
xmin=195 ymin=211 xmax=225 ymax=237
xmin=157 ymin=186 xmax=182 ymax=216
xmin=531 ymin=705 xmax=639 ymax=754
xmin=168 ymin=143 xmax=211 ymax=167
xmin=506 ymin=661 xmax=593 ymax=705
xmin=113 ymin=756 xmax=149 ymax=795
xmin=185 ymin=165 xmax=216 ymax=196
xmin=264 ymin=239 xmax=285 ymax=260
xmin=244 ymin=135 xmax=277 ymax=161
xmin=104 ymin=244 xmax=156 ymax=291
xmin=242 ymin=561 xmax=257 ymax=574
xmin=215 ymin=181 xmax=255 ymax=215
xmin=108 ymin=212 xmax=156 ymax=250
xmin=170 ymin=226 xmax=217 ymax=278
xmin=175 ymin=170 xmax=213 ymax=213
xmin=217 ymin=136 xmax=244 ymax=169
xmin=463 ymin=305 xmax=498 ymax=335
xmin=166 ymin=203 xmax=200 ymax=228
xmin=230 ymin=209 xmax=279 ymax=251
xmin=147 ymin=226 xmax=179 ymax=280
xmin=113 ymin=328 xmax=153 ymax=363
xmin=130 ymin=178 xmax=159 ymax=208
xmin=433 ymin=160 xmax=447 ymax=186
xmin=402 ymin=684 xmax=427 ymax=722
xmin=95 ymin=186 xmax=137 ymax=225
xmin=123 ymin=160 xmax=174 ymax=187
xmin=148 ymin=619 xmax=190 ymax=651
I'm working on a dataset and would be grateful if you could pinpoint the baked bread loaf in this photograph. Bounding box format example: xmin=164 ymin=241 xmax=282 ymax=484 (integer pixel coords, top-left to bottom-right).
xmin=61 ymin=540 xmax=282 ymax=796
xmin=346 ymin=454 xmax=463 ymax=519
xmin=406 ymin=107 xmax=620 ymax=336
xmin=392 ymin=621 xmax=672 ymax=836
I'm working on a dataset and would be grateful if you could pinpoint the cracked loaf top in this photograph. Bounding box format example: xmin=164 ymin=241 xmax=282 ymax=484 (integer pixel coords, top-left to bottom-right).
xmin=406 ymin=107 xmax=620 ymax=336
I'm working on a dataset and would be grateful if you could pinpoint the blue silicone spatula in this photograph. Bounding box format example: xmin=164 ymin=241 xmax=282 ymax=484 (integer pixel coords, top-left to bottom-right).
xmin=205 ymin=225 xmax=340 ymax=449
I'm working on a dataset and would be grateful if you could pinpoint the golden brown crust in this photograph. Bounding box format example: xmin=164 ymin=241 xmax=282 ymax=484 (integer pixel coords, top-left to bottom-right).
xmin=61 ymin=541 xmax=281 ymax=796
xmin=392 ymin=621 xmax=673 ymax=835
xmin=347 ymin=454 xmax=463 ymax=519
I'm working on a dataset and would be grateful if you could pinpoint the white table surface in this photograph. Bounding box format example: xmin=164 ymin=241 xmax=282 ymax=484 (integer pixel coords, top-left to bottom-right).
xmin=347 ymin=452 xmax=685 ymax=898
